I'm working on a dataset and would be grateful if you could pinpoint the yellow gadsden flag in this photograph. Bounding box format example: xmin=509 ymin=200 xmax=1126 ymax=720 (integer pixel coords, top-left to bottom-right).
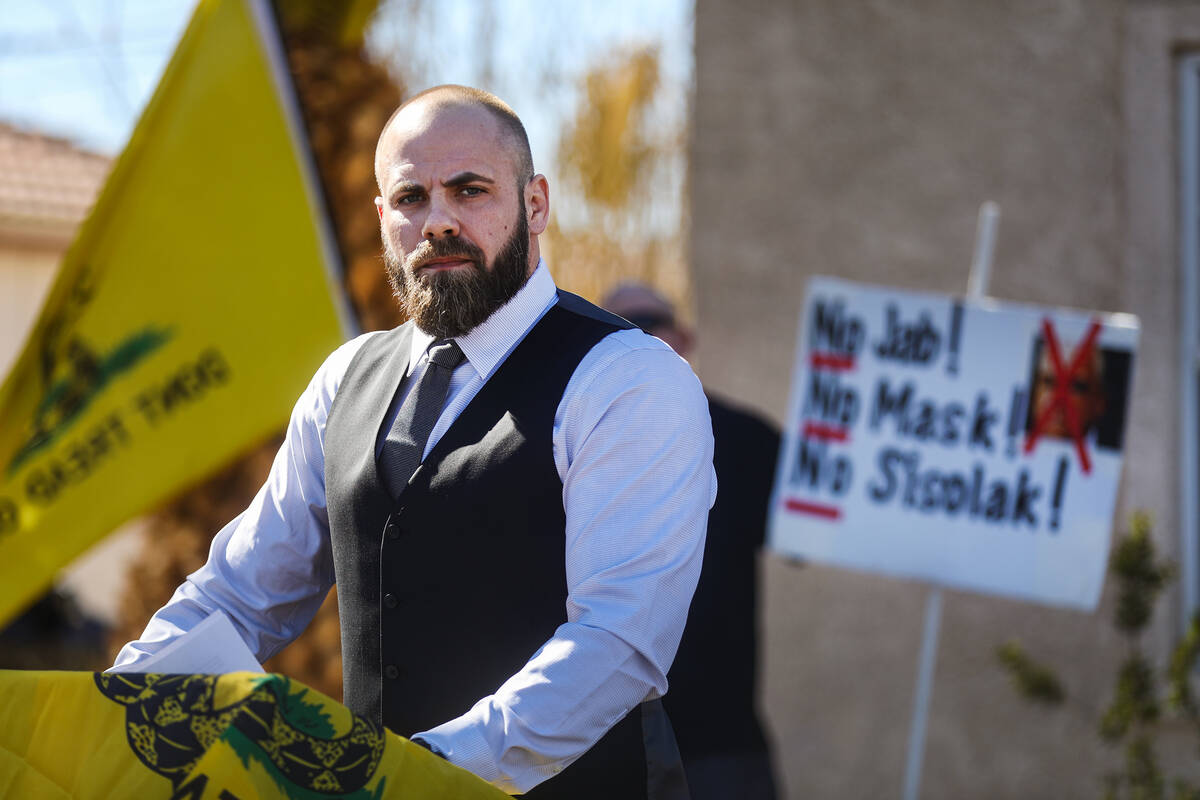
xmin=0 ymin=670 xmax=508 ymax=799
xmin=0 ymin=0 xmax=354 ymax=625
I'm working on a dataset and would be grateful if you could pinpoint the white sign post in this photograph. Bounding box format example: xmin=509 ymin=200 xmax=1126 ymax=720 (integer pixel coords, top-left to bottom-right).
xmin=769 ymin=260 xmax=1138 ymax=796
xmin=905 ymin=202 xmax=997 ymax=800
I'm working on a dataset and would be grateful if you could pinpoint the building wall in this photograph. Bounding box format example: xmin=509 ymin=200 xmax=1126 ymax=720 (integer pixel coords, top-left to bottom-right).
xmin=691 ymin=1 xmax=1200 ymax=796
xmin=0 ymin=245 xmax=57 ymax=378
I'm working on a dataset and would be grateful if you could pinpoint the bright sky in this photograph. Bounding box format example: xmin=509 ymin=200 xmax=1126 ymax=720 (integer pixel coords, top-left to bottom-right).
xmin=0 ymin=0 xmax=694 ymax=174
xmin=0 ymin=0 xmax=194 ymax=154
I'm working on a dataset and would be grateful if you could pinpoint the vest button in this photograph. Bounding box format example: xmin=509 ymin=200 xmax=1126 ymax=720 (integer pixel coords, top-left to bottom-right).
xmin=383 ymin=592 xmax=398 ymax=609
xmin=386 ymin=523 xmax=401 ymax=540
xmin=384 ymin=664 xmax=400 ymax=680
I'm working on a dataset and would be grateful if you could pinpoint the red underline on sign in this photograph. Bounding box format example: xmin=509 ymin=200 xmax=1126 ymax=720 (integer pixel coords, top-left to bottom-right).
xmin=810 ymin=352 xmax=856 ymax=371
xmin=784 ymin=498 xmax=842 ymax=520
xmin=802 ymin=422 xmax=849 ymax=442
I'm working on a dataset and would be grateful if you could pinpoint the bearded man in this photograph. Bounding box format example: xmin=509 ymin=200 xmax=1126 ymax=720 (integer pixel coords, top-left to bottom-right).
xmin=114 ymin=85 xmax=714 ymax=800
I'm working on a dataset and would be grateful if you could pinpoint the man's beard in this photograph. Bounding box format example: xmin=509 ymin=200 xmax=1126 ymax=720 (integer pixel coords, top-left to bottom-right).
xmin=383 ymin=209 xmax=530 ymax=339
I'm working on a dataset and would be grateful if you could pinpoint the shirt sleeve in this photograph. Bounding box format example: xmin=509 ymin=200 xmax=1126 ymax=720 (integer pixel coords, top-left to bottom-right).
xmin=111 ymin=335 xmax=372 ymax=668
xmin=414 ymin=331 xmax=716 ymax=793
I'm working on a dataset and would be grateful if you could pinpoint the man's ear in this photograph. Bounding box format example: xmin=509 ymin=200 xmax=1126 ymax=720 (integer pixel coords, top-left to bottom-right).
xmin=525 ymin=175 xmax=550 ymax=236
xmin=375 ymin=196 xmax=384 ymax=220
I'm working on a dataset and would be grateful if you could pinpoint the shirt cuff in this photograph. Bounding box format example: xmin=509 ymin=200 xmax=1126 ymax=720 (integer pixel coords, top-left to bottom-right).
xmin=414 ymin=700 xmax=565 ymax=794
xmin=415 ymin=710 xmax=504 ymax=786
xmin=409 ymin=735 xmax=445 ymax=758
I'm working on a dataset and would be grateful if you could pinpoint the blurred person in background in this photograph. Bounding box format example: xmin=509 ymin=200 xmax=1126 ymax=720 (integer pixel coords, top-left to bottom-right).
xmin=114 ymin=86 xmax=715 ymax=800
xmin=0 ymin=590 xmax=107 ymax=671
xmin=604 ymin=283 xmax=781 ymax=800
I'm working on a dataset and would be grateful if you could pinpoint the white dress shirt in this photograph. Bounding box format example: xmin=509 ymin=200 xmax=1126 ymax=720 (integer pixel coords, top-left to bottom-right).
xmin=114 ymin=262 xmax=716 ymax=794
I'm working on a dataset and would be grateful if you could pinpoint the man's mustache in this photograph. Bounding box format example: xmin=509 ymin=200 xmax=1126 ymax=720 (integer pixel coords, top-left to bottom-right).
xmin=405 ymin=238 xmax=486 ymax=271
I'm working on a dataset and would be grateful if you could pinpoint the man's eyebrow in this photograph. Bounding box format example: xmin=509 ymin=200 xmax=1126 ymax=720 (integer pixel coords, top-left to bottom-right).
xmin=442 ymin=171 xmax=495 ymax=188
xmin=388 ymin=180 xmax=425 ymax=196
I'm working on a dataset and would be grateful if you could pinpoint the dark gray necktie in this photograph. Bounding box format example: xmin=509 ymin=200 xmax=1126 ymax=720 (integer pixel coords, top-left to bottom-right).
xmin=380 ymin=339 xmax=465 ymax=499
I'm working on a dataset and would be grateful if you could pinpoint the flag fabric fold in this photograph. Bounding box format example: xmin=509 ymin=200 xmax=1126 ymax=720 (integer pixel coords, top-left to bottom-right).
xmin=0 ymin=670 xmax=508 ymax=800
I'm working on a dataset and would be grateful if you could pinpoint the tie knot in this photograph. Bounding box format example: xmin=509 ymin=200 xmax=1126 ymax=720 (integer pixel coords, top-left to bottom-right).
xmin=428 ymin=339 xmax=465 ymax=370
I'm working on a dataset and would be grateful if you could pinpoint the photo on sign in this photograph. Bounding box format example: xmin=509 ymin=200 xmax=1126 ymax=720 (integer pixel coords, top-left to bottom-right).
xmin=1024 ymin=336 xmax=1132 ymax=452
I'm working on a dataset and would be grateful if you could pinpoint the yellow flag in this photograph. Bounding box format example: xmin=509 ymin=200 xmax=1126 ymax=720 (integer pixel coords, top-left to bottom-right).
xmin=0 ymin=670 xmax=509 ymax=799
xmin=0 ymin=0 xmax=354 ymax=625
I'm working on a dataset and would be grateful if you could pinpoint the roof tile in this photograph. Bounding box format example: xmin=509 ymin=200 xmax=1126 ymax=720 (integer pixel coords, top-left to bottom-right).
xmin=0 ymin=123 xmax=111 ymax=235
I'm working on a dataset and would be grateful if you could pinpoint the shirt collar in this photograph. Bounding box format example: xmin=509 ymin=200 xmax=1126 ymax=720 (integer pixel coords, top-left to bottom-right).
xmin=408 ymin=259 xmax=558 ymax=379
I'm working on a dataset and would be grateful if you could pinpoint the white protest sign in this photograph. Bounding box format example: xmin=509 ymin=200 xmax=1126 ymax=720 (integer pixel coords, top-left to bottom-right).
xmin=768 ymin=277 xmax=1139 ymax=610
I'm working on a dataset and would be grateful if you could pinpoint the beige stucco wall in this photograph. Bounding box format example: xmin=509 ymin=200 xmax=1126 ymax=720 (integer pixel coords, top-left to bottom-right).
xmin=691 ymin=1 xmax=1200 ymax=796
xmin=0 ymin=245 xmax=57 ymax=377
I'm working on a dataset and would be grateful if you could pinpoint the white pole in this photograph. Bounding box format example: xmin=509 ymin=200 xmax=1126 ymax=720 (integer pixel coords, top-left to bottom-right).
xmin=902 ymin=587 xmax=943 ymax=800
xmin=901 ymin=201 xmax=999 ymax=800
xmin=1179 ymin=58 xmax=1200 ymax=631
xmin=967 ymin=201 xmax=1000 ymax=300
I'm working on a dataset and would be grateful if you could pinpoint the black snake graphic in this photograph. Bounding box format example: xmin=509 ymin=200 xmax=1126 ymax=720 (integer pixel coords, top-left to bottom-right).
xmin=93 ymin=672 xmax=385 ymax=797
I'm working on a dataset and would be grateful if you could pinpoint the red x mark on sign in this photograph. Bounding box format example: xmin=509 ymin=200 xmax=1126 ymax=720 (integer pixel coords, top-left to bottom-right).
xmin=1023 ymin=317 xmax=1103 ymax=474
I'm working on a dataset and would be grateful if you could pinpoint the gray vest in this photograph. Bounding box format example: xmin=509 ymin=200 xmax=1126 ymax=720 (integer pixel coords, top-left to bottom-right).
xmin=324 ymin=291 xmax=687 ymax=799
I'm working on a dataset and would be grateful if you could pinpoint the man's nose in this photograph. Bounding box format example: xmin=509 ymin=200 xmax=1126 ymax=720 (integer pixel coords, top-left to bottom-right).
xmin=422 ymin=195 xmax=459 ymax=239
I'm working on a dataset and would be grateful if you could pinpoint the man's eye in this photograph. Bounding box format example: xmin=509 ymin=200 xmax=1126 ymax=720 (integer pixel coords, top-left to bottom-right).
xmin=393 ymin=194 xmax=423 ymax=206
xmin=460 ymin=186 xmax=485 ymax=197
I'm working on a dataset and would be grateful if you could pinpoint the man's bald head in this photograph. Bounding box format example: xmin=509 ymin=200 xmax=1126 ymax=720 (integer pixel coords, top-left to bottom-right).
xmin=374 ymin=85 xmax=534 ymax=190
xmin=602 ymin=282 xmax=694 ymax=358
